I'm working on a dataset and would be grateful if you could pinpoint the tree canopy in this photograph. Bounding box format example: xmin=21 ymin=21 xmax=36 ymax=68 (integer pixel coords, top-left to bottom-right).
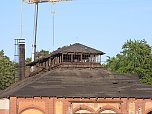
xmin=36 ymin=49 xmax=50 ymax=59
xmin=25 ymin=49 xmax=50 ymax=65
xmin=0 ymin=50 xmax=16 ymax=90
xmin=105 ymin=39 xmax=152 ymax=85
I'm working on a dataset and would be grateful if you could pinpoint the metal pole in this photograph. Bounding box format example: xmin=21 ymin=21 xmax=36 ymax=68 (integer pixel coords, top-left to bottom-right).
xmin=20 ymin=0 xmax=23 ymax=38
xmin=51 ymin=4 xmax=55 ymax=51
xmin=32 ymin=3 xmax=39 ymax=62
xmin=53 ymin=11 xmax=55 ymax=50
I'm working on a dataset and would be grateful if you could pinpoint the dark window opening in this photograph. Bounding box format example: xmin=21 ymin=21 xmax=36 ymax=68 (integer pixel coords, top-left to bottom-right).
xmin=82 ymin=54 xmax=90 ymax=62
xmin=73 ymin=54 xmax=81 ymax=62
xmin=63 ymin=54 xmax=71 ymax=62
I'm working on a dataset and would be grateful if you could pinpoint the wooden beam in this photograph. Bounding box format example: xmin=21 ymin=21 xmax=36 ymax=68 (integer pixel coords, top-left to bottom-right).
xmin=62 ymin=54 xmax=63 ymax=62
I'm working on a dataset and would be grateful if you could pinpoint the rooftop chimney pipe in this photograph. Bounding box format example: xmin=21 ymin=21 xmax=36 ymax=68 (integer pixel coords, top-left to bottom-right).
xmin=19 ymin=41 xmax=25 ymax=80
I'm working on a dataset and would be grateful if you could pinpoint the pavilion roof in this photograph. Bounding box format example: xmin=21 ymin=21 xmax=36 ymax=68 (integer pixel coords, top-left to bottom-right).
xmin=52 ymin=43 xmax=105 ymax=55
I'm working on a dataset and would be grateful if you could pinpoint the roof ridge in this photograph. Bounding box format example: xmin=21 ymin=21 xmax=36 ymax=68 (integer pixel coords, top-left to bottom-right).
xmin=52 ymin=43 xmax=105 ymax=55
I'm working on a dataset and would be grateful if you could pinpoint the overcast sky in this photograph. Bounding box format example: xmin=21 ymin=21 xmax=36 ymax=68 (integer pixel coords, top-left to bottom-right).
xmin=0 ymin=0 xmax=152 ymax=63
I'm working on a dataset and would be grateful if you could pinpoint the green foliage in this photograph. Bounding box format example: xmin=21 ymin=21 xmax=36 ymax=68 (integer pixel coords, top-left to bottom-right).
xmin=105 ymin=39 xmax=152 ymax=85
xmin=0 ymin=49 xmax=50 ymax=90
xmin=141 ymin=74 xmax=152 ymax=85
xmin=39 ymin=49 xmax=49 ymax=55
xmin=0 ymin=50 xmax=16 ymax=90
xmin=36 ymin=49 xmax=50 ymax=59
xmin=25 ymin=57 xmax=32 ymax=64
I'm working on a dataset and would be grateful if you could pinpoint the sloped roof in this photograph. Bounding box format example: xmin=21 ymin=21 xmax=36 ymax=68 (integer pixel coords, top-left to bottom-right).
xmin=52 ymin=43 xmax=105 ymax=55
xmin=1 ymin=68 xmax=152 ymax=98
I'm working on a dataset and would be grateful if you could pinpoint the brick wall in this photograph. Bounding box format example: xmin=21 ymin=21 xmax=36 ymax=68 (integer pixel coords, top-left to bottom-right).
xmin=0 ymin=109 xmax=9 ymax=114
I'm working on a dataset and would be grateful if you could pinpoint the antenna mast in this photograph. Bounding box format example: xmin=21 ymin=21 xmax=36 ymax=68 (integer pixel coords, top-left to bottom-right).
xmin=23 ymin=0 xmax=72 ymax=62
xmin=32 ymin=3 xmax=39 ymax=62
xmin=51 ymin=4 xmax=55 ymax=50
xmin=20 ymin=0 xmax=23 ymax=38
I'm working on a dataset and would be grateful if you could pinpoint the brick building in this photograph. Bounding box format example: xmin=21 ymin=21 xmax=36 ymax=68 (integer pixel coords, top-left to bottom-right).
xmin=0 ymin=43 xmax=152 ymax=114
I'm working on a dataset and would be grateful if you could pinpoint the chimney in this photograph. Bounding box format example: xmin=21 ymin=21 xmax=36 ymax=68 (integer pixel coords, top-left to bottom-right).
xmin=18 ymin=41 xmax=25 ymax=80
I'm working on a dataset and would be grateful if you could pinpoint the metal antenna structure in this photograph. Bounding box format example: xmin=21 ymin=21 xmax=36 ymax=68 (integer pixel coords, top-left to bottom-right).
xmin=20 ymin=0 xmax=23 ymax=38
xmin=23 ymin=0 xmax=72 ymax=62
xmin=51 ymin=3 xmax=55 ymax=50
xmin=15 ymin=0 xmax=23 ymax=62
xmin=32 ymin=3 xmax=39 ymax=62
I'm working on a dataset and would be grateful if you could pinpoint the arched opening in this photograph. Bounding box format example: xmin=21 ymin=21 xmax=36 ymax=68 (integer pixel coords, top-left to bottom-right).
xmin=97 ymin=106 xmax=119 ymax=114
xmin=20 ymin=109 xmax=44 ymax=114
xmin=100 ymin=110 xmax=116 ymax=113
xmin=75 ymin=110 xmax=92 ymax=113
xmin=73 ymin=105 xmax=95 ymax=113
xmin=147 ymin=111 xmax=152 ymax=114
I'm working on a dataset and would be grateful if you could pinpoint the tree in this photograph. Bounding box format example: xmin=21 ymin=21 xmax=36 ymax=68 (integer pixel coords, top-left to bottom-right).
xmin=36 ymin=49 xmax=50 ymax=59
xmin=0 ymin=50 xmax=16 ymax=89
xmin=0 ymin=49 xmax=50 ymax=90
xmin=105 ymin=39 xmax=152 ymax=85
xmin=25 ymin=57 xmax=32 ymax=64
xmin=25 ymin=49 xmax=49 ymax=64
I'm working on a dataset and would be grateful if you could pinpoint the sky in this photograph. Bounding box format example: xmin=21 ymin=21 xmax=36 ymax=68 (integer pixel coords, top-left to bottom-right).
xmin=0 ymin=0 xmax=152 ymax=63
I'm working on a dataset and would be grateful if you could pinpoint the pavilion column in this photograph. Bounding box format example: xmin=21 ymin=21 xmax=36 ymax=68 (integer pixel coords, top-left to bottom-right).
xmin=46 ymin=60 xmax=49 ymax=70
xmin=90 ymin=54 xmax=92 ymax=62
xmin=80 ymin=53 xmax=82 ymax=62
xmin=48 ymin=60 xmax=50 ymax=67
xmin=59 ymin=56 xmax=60 ymax=63
xmin=44 ymin=62 xmax=45 ymax=67
xmin=89 ymin=53 xmax=91 ymax=62
xmin=60 ymin=55 xmax=61 ymax=63
xmin=55 ymin=57 xmax=57 ymax=64
xmin=58 ymin=56 xmax=59 ymax=63
xmin=52 ymin=59 xmax=54 ymax=65
xmin=97 ymin=55 xmax=99 ymax=63
xmin=45 ymin=61 xmax=47 ymax=68
xmin=71 ymin=54 xmax=73 ymax=62
xmin=94 ymin=55 xmax=96 ymax=63
xmin=50 ymin=59 xmax=53 ymax=68
xmin=58 ymin=57 xmax=59 ymax=64
xmin=93 ymin=55 xmax=95 ymax=62
xmin=62 ymin=54 xmax=64 ymax=62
